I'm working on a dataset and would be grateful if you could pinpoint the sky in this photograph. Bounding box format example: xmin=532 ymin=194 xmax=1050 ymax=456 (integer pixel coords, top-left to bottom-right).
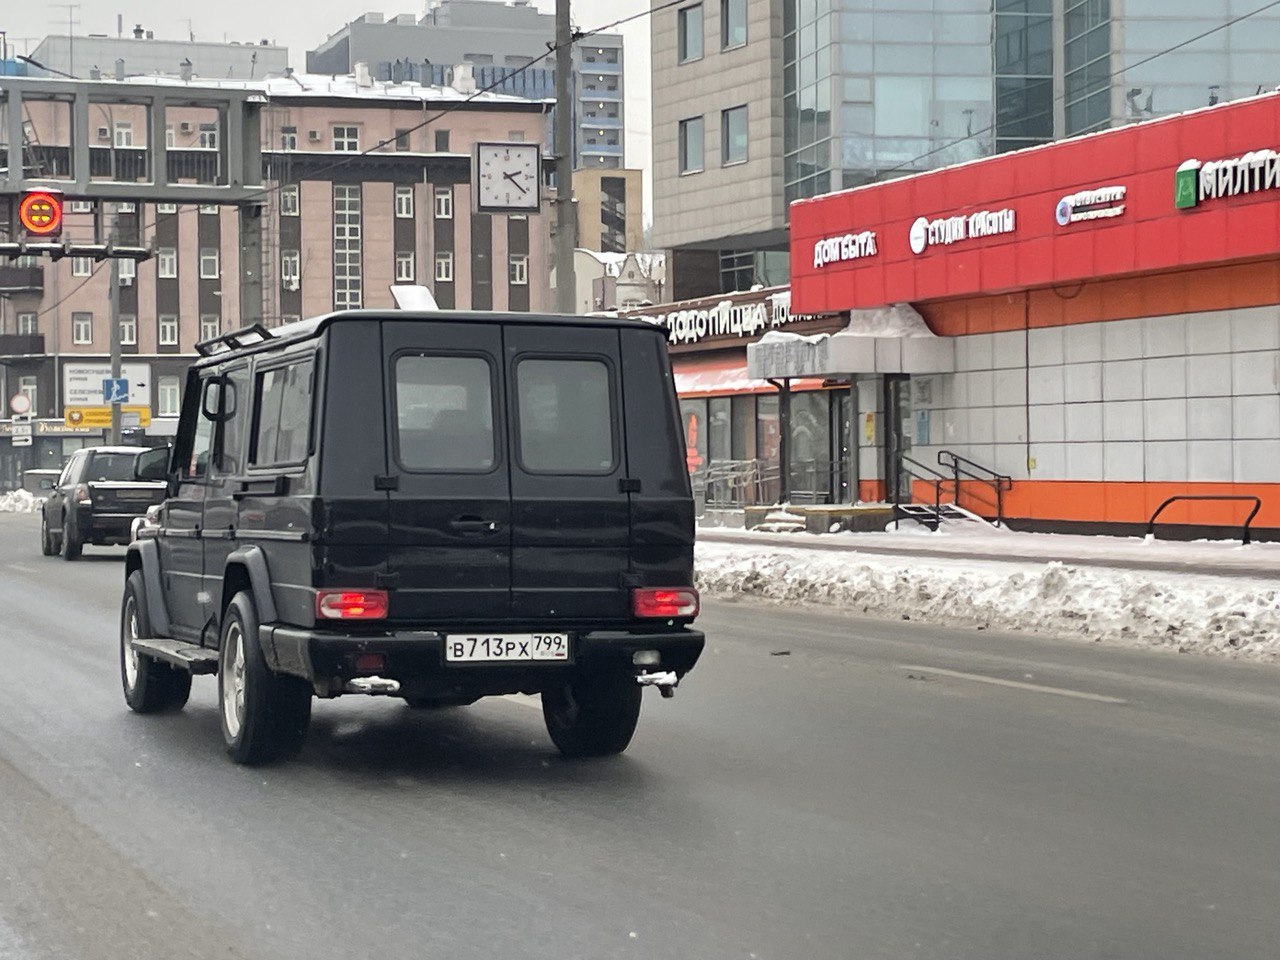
xmin=3 ymin=0 xmax=654 ymax=208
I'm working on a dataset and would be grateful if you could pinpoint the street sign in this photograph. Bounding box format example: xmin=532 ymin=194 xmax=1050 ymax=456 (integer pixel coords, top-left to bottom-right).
xmin=103 ymin=378 xmax=130 ymax=404
xmin=64 ymin=362 xmax=150 ymax=408
xmin=11 ymin=412 xmax=33 ymax=447
xmin=8 ymin=393 xmax=31 ymax=415
xmin=64 ymin=406 xmax=152 ymax=429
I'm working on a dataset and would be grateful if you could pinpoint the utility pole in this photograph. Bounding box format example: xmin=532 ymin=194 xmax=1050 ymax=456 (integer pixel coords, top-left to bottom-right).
xmin=108 ymin=203 xmax=122 ymax=445
xmin=553 ymin=0 xmax=577 ymax=314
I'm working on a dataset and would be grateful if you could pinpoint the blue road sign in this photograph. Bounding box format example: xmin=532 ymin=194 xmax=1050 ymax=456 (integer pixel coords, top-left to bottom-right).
xmin=103 ymin=378 xmax=129 ymax=404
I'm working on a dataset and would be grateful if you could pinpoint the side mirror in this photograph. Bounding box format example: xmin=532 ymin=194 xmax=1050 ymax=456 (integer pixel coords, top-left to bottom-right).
xmin=135 ymin=447 xmax=170 ymax=482
xmin=201 ymin=378 xmax=237 ymax=422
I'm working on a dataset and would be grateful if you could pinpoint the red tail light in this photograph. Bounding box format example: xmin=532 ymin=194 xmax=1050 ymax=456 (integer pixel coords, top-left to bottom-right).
xmin=632 ymin=587 xmax=699 ymax=619
xmin=316 ymin=589 xmax=389 ymax=621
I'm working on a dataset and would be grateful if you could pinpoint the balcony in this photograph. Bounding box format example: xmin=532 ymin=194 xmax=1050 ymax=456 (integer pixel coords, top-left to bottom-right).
xmin=0 ymin=334 xmax=45 ymax=357
xmin=581 ymin=115 xmax=622 ymax=129
xmin=0 ymin=266 xmax=43 ymax=294
xmin=580 ymin=59 xmax=622 ymax=75
xmin=580 ymin=141 xmax=623 ymax=156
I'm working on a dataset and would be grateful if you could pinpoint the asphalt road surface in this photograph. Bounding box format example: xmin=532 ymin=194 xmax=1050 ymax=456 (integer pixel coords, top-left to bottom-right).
xmin=1 ymin=512 xmax=1278 ymax=960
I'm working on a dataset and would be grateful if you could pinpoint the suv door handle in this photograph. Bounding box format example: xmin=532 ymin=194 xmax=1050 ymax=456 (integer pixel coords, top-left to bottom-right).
xmin=449 ymin=517 xmax=499 ymax=534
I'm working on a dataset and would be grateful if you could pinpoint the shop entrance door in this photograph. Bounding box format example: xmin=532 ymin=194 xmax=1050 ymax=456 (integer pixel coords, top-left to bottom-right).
xmin=883 ymin=375 xmax=912 ymax=504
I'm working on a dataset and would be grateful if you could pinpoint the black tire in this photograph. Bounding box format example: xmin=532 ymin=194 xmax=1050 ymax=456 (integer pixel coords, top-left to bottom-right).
xmin=542 ymin=671 xmax=643 ymax=758
xmin=62 ymin=514 xmax=81 ymax=561
xmin=40 ymin=510 xmax=56 ymax=556
xmin=121 ymin=571 xmax=192 ymax=713
xmin=218 ymin=591 xmax=312 ymax=765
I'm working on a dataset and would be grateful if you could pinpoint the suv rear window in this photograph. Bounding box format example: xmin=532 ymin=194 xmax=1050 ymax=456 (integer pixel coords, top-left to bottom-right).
xmin=85 ymin=452 xmax=138 ymax=482
xmin=395 ymin=355 xmax=496 ymax=471
xmin=516 ymin=358 xmax=615 ymax=473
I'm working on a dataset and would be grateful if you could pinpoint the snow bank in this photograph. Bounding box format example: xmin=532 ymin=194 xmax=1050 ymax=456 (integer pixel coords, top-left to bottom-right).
xmin=696 ymin=542 xmax=1280 ymax=661
xmin=0 ymin=490 xmax=42 ymax=514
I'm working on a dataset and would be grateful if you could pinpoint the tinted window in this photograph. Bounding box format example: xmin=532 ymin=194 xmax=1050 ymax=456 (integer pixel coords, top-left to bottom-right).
xmin=253 ymin=360 xmax=313 ymax=466
xmin=85 ymin=452 xmax=138 ymax=481
xmin=516 ymin=359 xmax=615 ymax=473
xmin=395 ymin=355 xmax=495 ymax=472
xmin=217 ymin=367 xmax=251 ymax=475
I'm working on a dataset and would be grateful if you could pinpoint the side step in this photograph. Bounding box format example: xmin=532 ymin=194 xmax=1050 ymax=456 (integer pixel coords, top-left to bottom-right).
xmin=132 ymin=638 xmax=220 ymax=675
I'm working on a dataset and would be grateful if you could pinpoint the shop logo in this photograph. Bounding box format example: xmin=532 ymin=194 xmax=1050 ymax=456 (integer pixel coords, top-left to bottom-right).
xmin=812 ymin=229 xmax=879 ymax=269
xmin=909 ymin=209 xmax=1016 ymax=255
xmin=1056 ymin=186 xmax=1127 ymax=225
xmin=1176 ymin=150 xmax=1280 ymax=210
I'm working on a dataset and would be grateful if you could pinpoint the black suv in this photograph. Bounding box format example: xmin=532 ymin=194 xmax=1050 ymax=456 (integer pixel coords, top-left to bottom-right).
xmin=41 ymin=446 xmax=168 ymax=559
xmin=121 ymin=311 xmax=704 ymax=764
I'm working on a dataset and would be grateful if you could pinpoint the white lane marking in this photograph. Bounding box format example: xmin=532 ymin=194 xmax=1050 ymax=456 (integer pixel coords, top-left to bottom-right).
xmin=498 ymin=694 xmax=542 ymax=710
xmin=899 ymin=664 xmax=1128 ymax=704
xmin=6 ymin=563 xmax=36 ymax=573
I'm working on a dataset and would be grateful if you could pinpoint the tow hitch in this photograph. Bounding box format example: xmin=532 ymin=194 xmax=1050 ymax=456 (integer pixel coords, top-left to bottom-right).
xmin=636 ymin=670 xmax=679 ymax=698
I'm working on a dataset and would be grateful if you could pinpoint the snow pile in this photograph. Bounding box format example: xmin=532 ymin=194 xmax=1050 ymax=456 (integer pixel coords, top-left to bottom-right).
xmin=0 ymin=490 xmax=42 ymax=514
xmin=696 ymin=541 xmax=1280 ymax=660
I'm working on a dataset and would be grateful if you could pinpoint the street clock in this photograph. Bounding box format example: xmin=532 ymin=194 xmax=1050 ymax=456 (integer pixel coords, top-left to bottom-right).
xmin=472 ymin=142 xmax=542 ymax=214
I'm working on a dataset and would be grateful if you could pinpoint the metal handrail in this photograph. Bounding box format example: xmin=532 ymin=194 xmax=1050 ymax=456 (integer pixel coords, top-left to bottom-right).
xmin=1146 ymin=495 xmax=1262 ymax=545
xmin=896 ymin=454 xmax=954 ymax=530
xmin=937 ymin=449 xmax=1014 ymax=526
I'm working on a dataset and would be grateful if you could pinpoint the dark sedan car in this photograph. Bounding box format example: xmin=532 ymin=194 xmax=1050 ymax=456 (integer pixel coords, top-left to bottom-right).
xmin=41 ymin=446 xmax=168 ymax=560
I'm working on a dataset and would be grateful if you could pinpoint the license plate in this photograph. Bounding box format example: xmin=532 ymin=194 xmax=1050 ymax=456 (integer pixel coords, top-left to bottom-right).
xmin=117 ymin=491 xmax=156 ymax=500
xmin=444 ymin=633 xmax=570 ymax=663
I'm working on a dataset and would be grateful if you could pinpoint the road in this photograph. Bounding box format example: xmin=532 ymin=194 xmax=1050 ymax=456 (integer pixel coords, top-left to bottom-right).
xmin=0 ymin=511 xmax=1278 ymax=960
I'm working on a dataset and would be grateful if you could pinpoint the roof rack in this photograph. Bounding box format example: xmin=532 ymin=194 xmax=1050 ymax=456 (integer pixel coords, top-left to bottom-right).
xmin=194 ymin=323 xmax=277 ymax=357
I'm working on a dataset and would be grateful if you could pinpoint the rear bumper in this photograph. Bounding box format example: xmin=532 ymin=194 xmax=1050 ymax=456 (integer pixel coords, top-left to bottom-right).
xmin=82 ymin=512 xmax=140 ymax=543
xmin=259 ymin=623 xmax=705 ymax=697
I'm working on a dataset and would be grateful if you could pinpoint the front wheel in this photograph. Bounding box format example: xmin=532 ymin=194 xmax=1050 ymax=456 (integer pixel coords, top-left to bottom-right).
xmin=218 ymin=591 xmax=312 ymax=765
xmin=542 ymin=671 xmax=642 ymax=758
xmin=121 ymin=571 xmax=192 ymax=713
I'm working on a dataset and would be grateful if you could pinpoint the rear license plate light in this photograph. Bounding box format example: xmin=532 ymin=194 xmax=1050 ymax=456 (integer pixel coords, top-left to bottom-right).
xmin=632 ymin=587 xmax=699 ymax=619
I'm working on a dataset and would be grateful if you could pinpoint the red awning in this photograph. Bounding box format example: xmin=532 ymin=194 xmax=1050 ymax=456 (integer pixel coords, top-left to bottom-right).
xmin=673 ymin=356 xmax=829 ymax=398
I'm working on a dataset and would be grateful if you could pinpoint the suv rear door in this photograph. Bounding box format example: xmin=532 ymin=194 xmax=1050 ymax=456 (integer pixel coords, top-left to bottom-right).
xmin=504 ymin=324 xmax=631 ymax=622
xmin=382 ymin=321 xmax=511 ymax=622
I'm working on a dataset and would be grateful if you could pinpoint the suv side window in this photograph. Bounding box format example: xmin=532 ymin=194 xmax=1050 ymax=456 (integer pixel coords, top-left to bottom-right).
xmin=251 ymin=357 xmax=314 ymax=468
xmin=173 ymin=371 xmax=217 ymax=482
xmin=213 ymin=366 xmax=251 ymax=477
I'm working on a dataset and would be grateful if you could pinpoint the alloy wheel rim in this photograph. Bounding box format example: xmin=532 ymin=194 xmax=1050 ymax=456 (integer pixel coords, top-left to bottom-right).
xmin=222 ymin=623 xmax=246 ymax=739
xmin=122 ymin=596 xmax=139 ymax=689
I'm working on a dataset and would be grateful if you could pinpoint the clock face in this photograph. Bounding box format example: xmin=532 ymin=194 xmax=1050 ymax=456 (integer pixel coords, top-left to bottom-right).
xmin=474 ymin=142 xmax=541 ymax=212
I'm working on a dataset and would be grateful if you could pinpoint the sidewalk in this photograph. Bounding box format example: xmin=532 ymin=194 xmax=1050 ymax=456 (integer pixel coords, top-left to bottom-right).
xmin=697 ymin=523 xmax=1280 ymax=580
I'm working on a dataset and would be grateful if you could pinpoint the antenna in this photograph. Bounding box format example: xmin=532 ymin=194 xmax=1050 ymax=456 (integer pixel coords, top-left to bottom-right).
xmin=50 ymin=4 xmax=81 ymax=77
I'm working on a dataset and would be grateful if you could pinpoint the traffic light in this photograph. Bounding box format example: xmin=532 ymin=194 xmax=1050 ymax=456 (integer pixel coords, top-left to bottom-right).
xmin=17 ymin=190 xmax=64 ymax=238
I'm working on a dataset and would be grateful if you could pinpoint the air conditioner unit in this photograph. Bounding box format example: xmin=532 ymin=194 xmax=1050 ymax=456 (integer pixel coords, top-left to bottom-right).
xmin=180 ymin=121 xmax=194 ymax=133
xmin=119 ymin=276 xmax=133 ymax=287
xmin=308 ymin=130 xmax=321 ymax=142
xmin=97 ymin=126 xmax=110 ymax=140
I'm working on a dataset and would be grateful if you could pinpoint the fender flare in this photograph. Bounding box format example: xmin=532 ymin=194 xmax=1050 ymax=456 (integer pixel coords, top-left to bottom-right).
xmin=127 ymin=539 xmax=172 ymax=637
xmin=223 ymin=545 xmax=279 ymax=624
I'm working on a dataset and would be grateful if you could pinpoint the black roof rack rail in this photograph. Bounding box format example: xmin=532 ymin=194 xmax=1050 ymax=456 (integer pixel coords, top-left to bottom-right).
xmin=194 ymin=323 xmax=277 ymax=357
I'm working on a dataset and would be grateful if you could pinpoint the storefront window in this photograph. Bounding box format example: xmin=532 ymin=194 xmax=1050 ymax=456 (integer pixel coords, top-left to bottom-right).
xmin=790 ymin=391 xmax=832 ymax=502
xmin=731 ymin=396 xmax=757 ymax=461
xmin=708 ymin=398 xmax=732 ymax=462
xmin=757 ymin=395 xmax=781 ymax=503
xmin=679 ymin=398 xmax=708 ymax=474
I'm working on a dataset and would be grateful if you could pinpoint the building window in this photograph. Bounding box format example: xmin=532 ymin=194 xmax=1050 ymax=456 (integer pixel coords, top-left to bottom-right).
xmin=333 ymin=184 xmax=363 ymax=309
xmin=200 ymin=315 xmax=220 ymax=342
xmin=282 ymin=315 xmax=300 ymax=326
xmin=71 ymin=256 xmax=93 ymax=277
xmin=434 ymin=129 xmax=450 ymax=152
xmin=114 ymin=122 xmax=133 ymax=147
xmin=118 ymin=202 xmax=136 ymax=213
xmin=395 ymin=128 xmax=411 ymax=151
xmin=280 ymin=126 xmax=298 ymax=150
xmin=280 ymin=185 xmax=300 ymax=216
xmin=721 ymin=0 xmax=746 ymax=49
xmin=281 ymin=250 xmax=301 ymax=289
xmin=435 ymin=252 xmax=454 ymax=282
xmin=199 ymin=249 xmax=220 ymax=279
xmin=157 ymin=247 xmax=177 ymax=278
xmin=435 ymin=186 xmax=454 ymax=219
xmin=119 ymin=315 xmax=137 ymax=346
xmin=17 ymin=313 xmax=37 ymax=335
xmin=600 ymin=176 xmax=627 ymax=254
xmin=118 ymin=258 xmax=136 ymax=280
xmin=159 ymin=316 xmax=179 ymax=346
xmin=199 ymin=204 xmax=218 ymax=215
xmin=158 ymin=377 xmax=181 ymax=417
xmin=509 ymin=255 xmax=528 ymax=286
xmin=18 ymin=376 xmax=37 ymax=410
xmin=333 ymin=125 xmax=359 ymax=152
xmin=72 ymin=312 xmax=92 ymax=345
xmin=69 ymin=200 xmax=93 ymax=213
xmin=156 ymin=202 xmax=177 ymax=214
xmin=722 ymin=105 xmax=748 ymax=164
xmin=395 ymin=251 xmax=416 ymax=282
xmin=678 ymin=5 xmax=704 ymax=63
xmin=678 ymin=116 xmax=704 ymax=174
xmin=395 ymin=185 xmax=415 ymax=219
xmin=198 ymin=123 xmax=218 ymax=149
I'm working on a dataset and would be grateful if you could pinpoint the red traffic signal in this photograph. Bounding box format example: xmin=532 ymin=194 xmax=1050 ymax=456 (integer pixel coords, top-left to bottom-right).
xmin=18 ymin=190 xmax=64 ymax=237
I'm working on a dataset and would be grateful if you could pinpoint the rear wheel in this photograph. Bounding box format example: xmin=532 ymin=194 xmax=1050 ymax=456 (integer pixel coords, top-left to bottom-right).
xmin=542 ymin=671 xmax=642 ymax=758
xmin=121 ymin=571 xmax=192 ymax=713
xmin=62 ymin=515 xmax=81 ymax=561
xmin=40 ymin=511 xmax=56 ymax=556
xmin=218 ymin=591 xmax=312 ymax=765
